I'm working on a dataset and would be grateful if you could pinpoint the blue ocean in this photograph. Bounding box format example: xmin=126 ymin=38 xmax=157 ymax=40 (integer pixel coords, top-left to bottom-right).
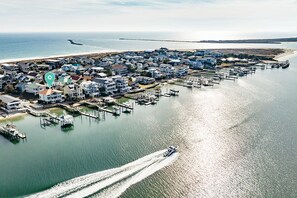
xmin=1 ymin=32 xmax=295 ymax=62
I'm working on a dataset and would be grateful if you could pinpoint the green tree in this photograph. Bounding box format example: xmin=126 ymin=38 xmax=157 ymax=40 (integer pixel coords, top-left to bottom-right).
xmin=4 ymin=84 xmax=15 ymax=94
xmin=105 ymin=69 xmax=112 ymax=77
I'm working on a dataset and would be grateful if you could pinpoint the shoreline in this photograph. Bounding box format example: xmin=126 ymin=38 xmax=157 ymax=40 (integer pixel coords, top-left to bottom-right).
xmin=0 ymin=48 xmax=293 ymax=122
xmin=0 ymin=49 xmax=121 ymax=64
xmin=275 ymin=49 xmax=297 ymax=61
xmin=0 ymin=112 xmax=27 ymax=122
xmin=0 ymin=48 xmax=291 ymax=64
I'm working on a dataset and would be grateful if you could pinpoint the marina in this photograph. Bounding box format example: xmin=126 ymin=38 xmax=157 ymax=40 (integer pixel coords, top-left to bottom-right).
xmin=0 ymin=31 xmax=295 ymax=197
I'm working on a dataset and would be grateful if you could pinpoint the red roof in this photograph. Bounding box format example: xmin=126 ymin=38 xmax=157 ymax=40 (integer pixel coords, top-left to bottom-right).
xmin=112 ymin=64 xmax=127 ymax=70
xmin=71 ymin=75 xmax=81 ymax=81
xmin=39 ymin=89 xmax=61 ymax=95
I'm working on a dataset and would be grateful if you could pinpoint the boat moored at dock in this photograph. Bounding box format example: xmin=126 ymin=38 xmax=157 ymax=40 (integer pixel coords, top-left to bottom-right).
xmin=0 ymin=124 xmax=26 ymax=141
xmin=280 ymin=60 xmax=290 ymax=69
xmin=60 ymin=115 xmax=74 ymax=128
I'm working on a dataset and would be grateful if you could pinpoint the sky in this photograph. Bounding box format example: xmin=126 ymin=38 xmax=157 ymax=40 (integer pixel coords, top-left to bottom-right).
xmin=0 ymin=0 xmax=297 ymax=34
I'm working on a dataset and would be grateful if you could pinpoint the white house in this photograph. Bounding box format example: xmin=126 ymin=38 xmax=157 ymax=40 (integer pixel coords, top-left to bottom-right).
xmin=80 ymin=81 xmax=100 ymax=98
xmin=148 ymin=68 xmax=161 ymax=79
xmin=25 ymin=83 xmax=46 ymax=95
xmin=112 ymin=76 xmax=131 ymax=93
xmin=39 ymin=89 xmax=63 ymax=104
xmin=160 ymin=64 xmax=175 ymax=77
xmin=0 ymin=95 xmax=23 ymax=112
xmin=63 ymin=84 xmax=85 ymax=100
xmin=175 ymin=65 xmax=189 ymax=77
xmin=93 ymin=78 xmax=117 ymax=95
xmin=0 ymin=75 xmax=5 ymax=90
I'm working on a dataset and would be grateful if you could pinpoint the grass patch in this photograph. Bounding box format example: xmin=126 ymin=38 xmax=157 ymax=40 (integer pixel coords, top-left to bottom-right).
xmin=49 ymin=108 xmax=65 ymax=116
xmin=116 ymin=97 xmax=129 ymax=104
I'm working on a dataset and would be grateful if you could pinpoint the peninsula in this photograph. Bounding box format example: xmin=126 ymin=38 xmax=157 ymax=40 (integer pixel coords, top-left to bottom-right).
xmin=0 ymin=47 xmax=292 ymax=142
xmin=119 ymin=36 xmax=297 ymax=44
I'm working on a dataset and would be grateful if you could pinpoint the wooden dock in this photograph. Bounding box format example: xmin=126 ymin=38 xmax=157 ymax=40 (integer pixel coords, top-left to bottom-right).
xmin=0 ymin=124 xmax=26 ymax=141
xmin=114 ymin=102 xmax=134 ymax=110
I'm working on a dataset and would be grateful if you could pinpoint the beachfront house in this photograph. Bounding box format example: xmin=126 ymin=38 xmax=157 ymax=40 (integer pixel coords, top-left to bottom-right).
xmin=38 ymin=89 xmax=64 ymax=104
xmin=45 ymin=59 xmax=62 ymax=69
xmin=93 ymin=77 xmax=117 ymax=95
xmin=1 ymin=63 xmax=19 ymax=71
xmin=0 ymin=95 xmax=23 ymax=113
xmin=25 ymin=83 xmax=46 ymax=95
xmin=195 ymin=50 xmax=206 ymax=56
xmin=0 ymin=75 xmax=5 ymax=90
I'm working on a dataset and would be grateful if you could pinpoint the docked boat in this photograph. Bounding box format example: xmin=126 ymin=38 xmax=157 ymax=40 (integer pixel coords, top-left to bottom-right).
xmin=122 ymin=108 xmax=132 ymax=113
xmin=0 ymin=124 xmax=26 ymax=140
xmin=163 ymin=146 xmax=177 ymax=157
xmin=169 ymin=89 xmax=179 ymax=96
xmin=281 ymin=60 xmax=290 ymax=69
xmin=113 ymin=107 xmax=121 ymax=116
xmin=185 ymin=80 xmax=193 ymax=88
xmin=60 ymin=115 xmax=74 ymax=128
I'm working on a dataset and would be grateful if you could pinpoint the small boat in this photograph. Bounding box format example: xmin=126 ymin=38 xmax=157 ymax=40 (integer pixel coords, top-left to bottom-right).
xmin=281 ymin=60 xmax=290 ymax=69
xmin=151 ymin=100 xmax=157 ymax=105
xmin=122 ymin=108 xmax=132 ymax=113
xmin=163 ymin=93 xmax=171 ymax=97
xmin=163 ymin=146 xmax=177 ymax=157
xmin=113 ymin=107 xmax=121 ymax=116
xmin=169 ymin=89 xmax=179 ymax=96
xmin=185 ymin=81 xmax=193 ymax=88
xmin=60 ymin=115 xmax=74 ymax=128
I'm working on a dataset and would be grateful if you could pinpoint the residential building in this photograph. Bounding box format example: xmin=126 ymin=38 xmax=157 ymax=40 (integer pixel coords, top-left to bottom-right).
xmin=135 ymin=76 xmax=155 ymax=85
xmin=93 ymin=78 xmax=117 ymax=95
xmin=63 ymin=84 xmax=85 ymax=100
xmin=38 ymin=89 xmax=63 ymax=104
xmin=148 ymin=68 xmax=161 ymax=79
xmin=25 ymin=83 xmax=46 ymax=95
xmin=80 ymin=81 xmax=100 ymax=97
xmin=160 ymin=64 xmax=175 ymax=77
xmin=1 ymin=63 xmax=19 ymax=71
xmin=111 ymin=64 xmax=128 ymax=75
xmin=175 ymin=65 xmax=189 ymax=77
xmin=0 ymin=75 xmax=5 ymax=90
xmin=112 ymin=76 xmax=131 ymax=93
xmin=0 ymin=95 xmax=22 ymax=112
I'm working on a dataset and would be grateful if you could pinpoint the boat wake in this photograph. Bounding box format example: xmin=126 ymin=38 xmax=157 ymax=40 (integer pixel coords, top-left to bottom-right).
xmin=26 ymin=149 xmax=178 ymax=198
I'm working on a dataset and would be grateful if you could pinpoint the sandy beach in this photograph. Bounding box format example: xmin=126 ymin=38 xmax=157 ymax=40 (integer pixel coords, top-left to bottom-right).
xmin=275 ymin=49 xmax=297 ymax=60
xmin=0 ymin=112 xmax=27 ymax=122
